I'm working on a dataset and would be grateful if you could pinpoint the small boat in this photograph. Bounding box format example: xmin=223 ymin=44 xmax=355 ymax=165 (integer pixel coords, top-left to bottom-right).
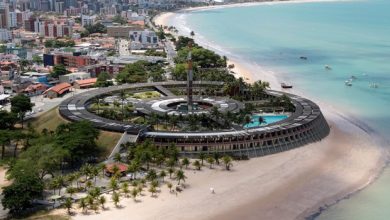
xmin=300 ymin=56 xmax=308 ymax=60
xmin=325 ymin=65 xmax=332 ymax=70
xmin=350 ymin=75 xmax=357 ymax=80
xmin=345 ymin=80 xmax=352 ymax=86
xmin=281 ymin=83 xmax=293 ymax=89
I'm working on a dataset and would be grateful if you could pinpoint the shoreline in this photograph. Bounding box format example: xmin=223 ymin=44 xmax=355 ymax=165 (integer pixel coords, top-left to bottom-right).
xmin=154 ymin=4 xmax=388 ymax=220
xmin=67 ymin=115 xmax=386 ymax=220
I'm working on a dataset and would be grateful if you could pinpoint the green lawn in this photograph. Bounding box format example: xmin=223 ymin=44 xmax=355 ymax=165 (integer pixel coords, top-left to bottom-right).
xmin=27 ymin=107 xmax=121 ymax=158
xmin=132 ymin=91 xmax=161 ymax=99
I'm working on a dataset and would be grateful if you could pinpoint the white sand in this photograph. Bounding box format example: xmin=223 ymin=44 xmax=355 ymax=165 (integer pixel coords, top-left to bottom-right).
xmin=65 ymin=2 xmax=389 ymax=219
xmin=70 ymin=113 xmax=386 ymax=220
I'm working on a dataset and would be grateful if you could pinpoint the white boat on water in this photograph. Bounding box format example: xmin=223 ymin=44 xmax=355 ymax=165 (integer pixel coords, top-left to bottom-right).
xmin=345 ymin=80 xmax=352 ymax=86
xmin=325 ymin=65 xmax=332 ymax=70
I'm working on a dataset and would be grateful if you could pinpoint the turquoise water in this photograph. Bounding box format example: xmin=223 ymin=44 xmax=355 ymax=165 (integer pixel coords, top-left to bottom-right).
xmin=171 ymin=0 xmax=390 ymax=219
xmin=244 ymin=114 xmax=288 ymax=128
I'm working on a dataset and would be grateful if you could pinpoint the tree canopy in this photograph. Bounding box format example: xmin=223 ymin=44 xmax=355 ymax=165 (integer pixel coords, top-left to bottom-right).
xmin=55 ymin=120 xmax=100 ymax=161
xmin=51 ymin=64 xmax=70 ymax=78
xmin=112 ymin=15 xmax=127 ymax=25
xmin=1 ymin=172 xmax=44 ymax=214
xmin=95 ymin=72 xmax=113 ymax=87
xmin=115 ymin=61 xmax=165 ymax=84
xmin=45 ymin=40 xmax=75 ymax=48
xmin=82 ymin=23 xmax=107 ymax=37
xmin=0 ymin=110 xmax=18 ymax=129
xmin=10 ymin=94 xmax=33 ymax=128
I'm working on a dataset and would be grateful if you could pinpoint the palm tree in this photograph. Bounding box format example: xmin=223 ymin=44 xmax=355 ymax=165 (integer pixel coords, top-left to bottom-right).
xmin=111 ymin=164 xmax=120 ymax=178
xmin=213 ymin=153 xmax=221 ymax=165
xmin=167 ymin=182 xmax=173 ymax=192
xmin=99 ymin=196 xmax=106 ymax=210
xmin=206 ymin=157 xmax=215 ymax=169
xmin=66 ymin=173 xmax=76 ymax=188
xmin=146 ymin=169 xmax=157 ymax=181
xmin=159 ymin=170 xmax=167 ymax=182
xmin=85 ymin=195 xmax=94 ymax=210
xmin=80 ymin=164 xmax=92 ymax=180
xmin=91 ymin=167 xmax=99 ymax=184
xmin=85 ymin=180 xmax=93 ymax=191
xmin=64 ymin=197 xmax=72 ymax=215
xmin=149 ymin=186 xmax=157 ymax=197
xmin=181 ymin=157 xmax=190 ymax=169
xmin=127 ymin=160 xmax=140 ymax=179
xmin=74 ymin=171 xmax=81 ymax=189
xmin=175 ymin=170 xmax=186 ymax=185
xmin=110 ymin=177 xmax=119 ymax=192
xmin=54 ymin=175 xmax=65 ymax=195
xmin=122 ymin=182 xmax=130 ymax=197
xmin=151 ymin=180 xmax=159 ymax=188
xmin=66 ymin=186 xmax=76 ymax=198
xmin=112 ymin=192 xmax=120 ymax=207
xmin=137 ymin=185 xmax=144 ymax=196
xmin=199 ymin=152 xmax=206 ymax=166
xmin=193 ymin=160 xmax=201 ymax=170
xmin=166 ymin=158 xmax=176 ymax=168
xmin=131 ymin=188 xmax=139 ymax=201
xmin=114 ymin=152 xmax=121 ymax=162
xmin=222 ymin=155 xmax=233 ymax=170
xmin=98 ymin=163 xmax=106 ymax=177
xmin=79 ymin=198 xmax=87 ymax=214
xmin=167 ymin=167 xmax=175 ymax=179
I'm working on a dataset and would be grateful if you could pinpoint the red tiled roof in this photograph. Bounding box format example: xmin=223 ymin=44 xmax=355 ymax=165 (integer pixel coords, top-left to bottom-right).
xmin=24 ymin=83 xmax=47 ymax=92
xmin=75 ymin=78 xmax=97 ymax=87
xmin=105 ymin=163 xmax=128 ymax=173
xmin=44 ymin=82 xmax=71 ymax=95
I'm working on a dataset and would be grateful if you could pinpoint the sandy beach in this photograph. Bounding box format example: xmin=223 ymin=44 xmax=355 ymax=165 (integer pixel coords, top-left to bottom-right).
xmin=113 ymin=4 xmax=390 ymax=219
xmin=50 ymin=3 xmax=388 ymax=220
xmin=46 ymin=2 xmax=388 ymax=220
xmin=68 ymin=113 xmax=386 ymax=220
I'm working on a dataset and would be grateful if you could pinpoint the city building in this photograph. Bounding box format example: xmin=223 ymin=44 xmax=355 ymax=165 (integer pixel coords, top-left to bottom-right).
xmin=23 ymin=83 xmax=48 ymax=96
xmin=81 ymin=15 xmax=95 ymax=27
xmin=0 ymin=3 xmax=10 ymax=29
xmin=33 ymin=19 xmax=73 ymax=37
xmin=43 ymin=82 xmax=71 ymax=98
xmin=107 ymin=25 xmax=142 ymax=38
xmin=100 ymin=5 xmax=117 ymax=16
xmin=0 ymin=29 xmax=11 ymax=41
xmin=59 ymin=71 xmax=91 ymax=84
xmin=44 ymin=53 xmax=95 ymax=67
xmin=129 ymin=29 xmax=159 ymax=49
xmin=73 ymin=77 xmax=96 ymax=89
xmin=78 ymin=63 xmax=124 ymax=76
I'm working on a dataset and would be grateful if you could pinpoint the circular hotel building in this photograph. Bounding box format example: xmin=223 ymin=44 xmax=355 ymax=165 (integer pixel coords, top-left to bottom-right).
xmin=59 ymin=81 xmax=330 ymax=158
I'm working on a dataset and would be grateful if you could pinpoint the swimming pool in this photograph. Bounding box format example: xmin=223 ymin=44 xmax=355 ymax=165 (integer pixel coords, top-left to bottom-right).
xmin=244 ymin=114 xmax=288 ymax=128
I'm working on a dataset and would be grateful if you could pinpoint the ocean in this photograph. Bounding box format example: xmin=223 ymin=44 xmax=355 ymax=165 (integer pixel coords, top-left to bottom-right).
xmin=166 ymin=0 xmax=390 ymax=219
